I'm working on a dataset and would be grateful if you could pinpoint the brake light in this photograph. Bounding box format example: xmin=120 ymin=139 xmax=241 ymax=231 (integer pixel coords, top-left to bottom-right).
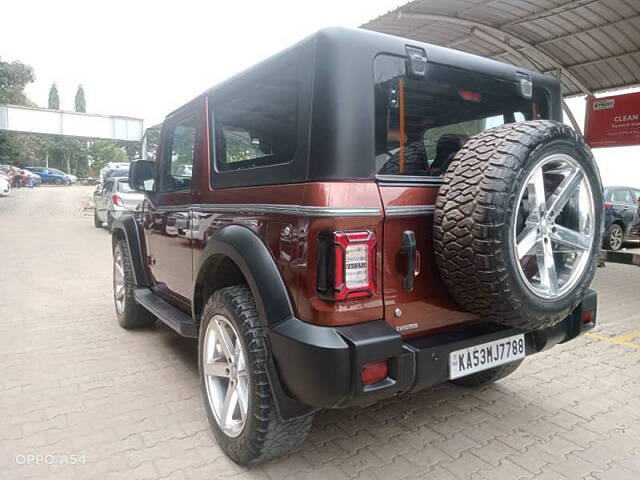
xmin=604 ymin=202 xmax=612 ymax=211
xmin=317 ymin=230 xmax=377 ymax=300
xmin=112 ymin=194 xmax=123 ymax=207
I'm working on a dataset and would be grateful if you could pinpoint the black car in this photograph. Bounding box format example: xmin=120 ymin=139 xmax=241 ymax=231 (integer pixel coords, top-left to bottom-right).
xmin=602 ymin=186 xmax=640 ymax=250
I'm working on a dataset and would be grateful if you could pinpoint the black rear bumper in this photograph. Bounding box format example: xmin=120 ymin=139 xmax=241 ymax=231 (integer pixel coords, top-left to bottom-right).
xmin=267 ymin=290 xmax=597 ymax=418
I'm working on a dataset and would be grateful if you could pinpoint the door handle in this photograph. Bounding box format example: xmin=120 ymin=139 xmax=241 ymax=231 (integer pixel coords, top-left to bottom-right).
xmin=401 ymin=231 xmax=418 ymax=292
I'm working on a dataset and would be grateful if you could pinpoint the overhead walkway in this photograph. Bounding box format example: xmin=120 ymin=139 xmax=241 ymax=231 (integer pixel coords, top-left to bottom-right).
xmin=0 ymin=103 xmax=143 ymax=142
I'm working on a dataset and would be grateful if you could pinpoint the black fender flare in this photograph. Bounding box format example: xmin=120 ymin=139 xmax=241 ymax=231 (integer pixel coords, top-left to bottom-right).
xmin=111 ymin=214 xmax=150 ymax=287
xmin=193 ymin=224 xmax=294 ymax=328
xmin=193 ymin=225 xmax=315 ymax=419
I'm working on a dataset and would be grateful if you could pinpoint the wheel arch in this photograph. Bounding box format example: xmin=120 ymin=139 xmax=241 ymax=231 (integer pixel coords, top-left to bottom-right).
xmin=192 ymin=225 xmax=295 ymax=328
xmin=612 ymin=219 xmax=626 ymax=230
xmin=111 ymin=214 xmax=150 ymax=287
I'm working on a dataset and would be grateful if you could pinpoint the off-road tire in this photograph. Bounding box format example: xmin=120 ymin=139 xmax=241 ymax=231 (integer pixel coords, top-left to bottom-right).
xmin=113 ymin=240 xmax=155 ymax=328
xmin=199 ymin=286 xmax=313 ymax=466
xmin=603 ymin=223 xmax=623 ymax=251
xmin=452 ymin=360 xmax=523 ymax=388
xmin=93 ymin=209 xmax=102 ymax=228
xmin=433 ymin=121 xmax=602 ymax=331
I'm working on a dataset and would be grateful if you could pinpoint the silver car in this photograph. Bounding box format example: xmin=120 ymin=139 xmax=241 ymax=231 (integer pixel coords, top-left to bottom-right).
xmin=93 ymin=177 xmax=144 ymax=231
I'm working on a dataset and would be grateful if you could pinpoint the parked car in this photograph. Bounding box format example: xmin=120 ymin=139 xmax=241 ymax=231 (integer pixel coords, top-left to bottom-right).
xmin=93 ymin=177 xmax=144 ymax=231
xmin=17 ymin=168 xmax=41 ymax=187
xmin=602 ymin=186 xmax=640 ymax=250
xmin=0 ymin=165 xmax=37 ymax=188
xmin=110 ymin=27 xmax=602 ymax=465
xmin=100 ymin=163 xmax=130 ymax=183
xmin=48 ymin=168 xmax=77 ymax=184
xmin=24 ymin=167 xmax=70 ymax=185
xmin=0 ymin=173 xmax=10 ymax=196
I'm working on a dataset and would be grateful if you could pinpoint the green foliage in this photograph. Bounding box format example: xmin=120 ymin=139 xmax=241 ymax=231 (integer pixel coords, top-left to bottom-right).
xmin=74 ymin=85 xmax=86 ymax=112
xmin=143 ymin=128 xmax=160 ymax=161
xmin=87 ymin=141 xmax=128 ymax=172
xmin=0 ymin=56 xmax=35 ymax=106
xmin=48 ymin=82 xmax=60 ymax=109
xmin=0 ymin=132 xmax=46 ymax=166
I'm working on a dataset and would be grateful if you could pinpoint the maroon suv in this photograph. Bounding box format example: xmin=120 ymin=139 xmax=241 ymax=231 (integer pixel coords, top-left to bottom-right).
xmin=112 ymin=27 xmax=602 ymax=465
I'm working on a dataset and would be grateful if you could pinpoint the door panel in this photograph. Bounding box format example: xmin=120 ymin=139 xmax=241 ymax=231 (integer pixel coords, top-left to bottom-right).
xmin=146 ymin=109 xmax=201 ymax=305
xmin=379 ymin=185 xmax=474 ymax=338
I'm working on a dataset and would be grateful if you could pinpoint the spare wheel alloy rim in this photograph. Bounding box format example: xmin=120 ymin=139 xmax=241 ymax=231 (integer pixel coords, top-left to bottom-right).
xmin=512 ymin=153 xmax=595 ymax=299
xmin=203 ymin=314 xmax=249 ymax=438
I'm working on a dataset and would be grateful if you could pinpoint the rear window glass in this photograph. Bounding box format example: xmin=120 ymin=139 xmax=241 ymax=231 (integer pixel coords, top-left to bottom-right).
xmin=374 ymin=55 xmax=549 ymax=177
xmin=213 ymin=63 xmax=298 ymax=172
xmin=106 ymin=168 xmax=129 ymax=178
xmin=612 ymin=189 xmax=632 ymax=203
xmin=117 ymin=181 xmax=134 ymax=193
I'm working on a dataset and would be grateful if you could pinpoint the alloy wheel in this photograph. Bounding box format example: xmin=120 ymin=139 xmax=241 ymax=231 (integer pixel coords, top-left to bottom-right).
xmin=203 ymin=314 xmax=249 ymax=438
xmin=609 ymin=226 xmax=623 ymax=251
xmin=113 ymin=250 xmax=126 ymax=313
xmin=513 ymin=153 xmax=595 ymax=299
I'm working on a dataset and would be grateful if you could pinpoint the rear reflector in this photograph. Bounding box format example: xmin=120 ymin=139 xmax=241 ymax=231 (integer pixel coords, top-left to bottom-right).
xmin=112 ymin=194 xmax=123 ymax=207
xmin=582 ymin=309 xmax=595 ymax=324
xmin=361 ymin=360 xmax=388 ymax=386
xmin=603 ymin=202 xmax=612 ymax=211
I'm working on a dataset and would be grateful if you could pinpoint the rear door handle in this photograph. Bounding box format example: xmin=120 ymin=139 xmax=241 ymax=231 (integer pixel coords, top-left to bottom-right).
xmin=401 ymin=231 xmax=418 ymax=292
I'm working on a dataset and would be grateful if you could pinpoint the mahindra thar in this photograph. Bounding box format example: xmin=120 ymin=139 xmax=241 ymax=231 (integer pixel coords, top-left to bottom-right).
xmin=111 ymin=27 xmax=602 ymax=465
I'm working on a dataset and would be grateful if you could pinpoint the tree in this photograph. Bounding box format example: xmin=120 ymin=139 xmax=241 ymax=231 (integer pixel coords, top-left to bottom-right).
xmin=74 ymin=85 xmax=86 ymax=112
xmin=87 ymin=141 xmax=128 ymax=172
xmin=0 ymin=57 xmax=41 ymax=166
xmin=48 ymin=82 xmax=60 ymax=109
xmin=0 ymin=57 xmax=35 ymax=105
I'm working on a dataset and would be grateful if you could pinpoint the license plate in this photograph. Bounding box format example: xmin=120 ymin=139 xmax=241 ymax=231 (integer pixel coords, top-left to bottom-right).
xmin=449 ymin=334 xmax=525 ymax=380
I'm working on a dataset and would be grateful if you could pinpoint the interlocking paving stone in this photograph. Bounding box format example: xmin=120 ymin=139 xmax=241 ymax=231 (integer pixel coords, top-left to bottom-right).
xmin=1 ymin=186 xmax=639 ymax=479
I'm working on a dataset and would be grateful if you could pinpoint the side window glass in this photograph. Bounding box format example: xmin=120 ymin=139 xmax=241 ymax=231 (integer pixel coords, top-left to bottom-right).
xmin=213 ymin=63 xmax=298 ymax=172
xmin=163 ymin=118 xmax=197 ymax=191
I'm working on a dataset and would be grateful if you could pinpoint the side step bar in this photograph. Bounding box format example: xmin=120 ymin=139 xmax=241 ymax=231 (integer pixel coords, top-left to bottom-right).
xmin=134 ymin=288 xmax=198 ymax=338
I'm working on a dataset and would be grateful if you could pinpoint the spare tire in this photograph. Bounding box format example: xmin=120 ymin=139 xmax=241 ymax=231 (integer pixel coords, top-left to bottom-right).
xmin=433 ymin=121 xmax=602 ymax=331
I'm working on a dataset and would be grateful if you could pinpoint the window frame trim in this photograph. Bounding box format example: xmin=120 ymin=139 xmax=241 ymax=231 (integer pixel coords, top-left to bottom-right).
xmin=159 ymin=112 xmax=199 ymax=194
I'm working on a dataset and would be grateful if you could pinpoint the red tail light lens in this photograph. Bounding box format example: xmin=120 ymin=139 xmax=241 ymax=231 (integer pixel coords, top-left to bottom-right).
xmin=604 ymin=202 xmax=612 ymax=211
xmin=112 ymin=194 xmax=123 ymax=207
xmin=317 ymin=230 xmax=377 ymax=300
xmin=362 ymin=360 xmax=388 ymax=386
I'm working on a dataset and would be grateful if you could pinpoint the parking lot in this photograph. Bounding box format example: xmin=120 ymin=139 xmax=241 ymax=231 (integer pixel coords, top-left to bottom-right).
xmin=1 ymin=186 xmax=639 ymax=480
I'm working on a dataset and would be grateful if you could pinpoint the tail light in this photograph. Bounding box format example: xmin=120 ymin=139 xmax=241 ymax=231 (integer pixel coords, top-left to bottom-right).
xmin=604 ymin=202 xmax=612 ymax=211
xmin=317 ymin=230 xmax=377 ymax=300
xmin=112 ymin=194 xmax=123 ymax=207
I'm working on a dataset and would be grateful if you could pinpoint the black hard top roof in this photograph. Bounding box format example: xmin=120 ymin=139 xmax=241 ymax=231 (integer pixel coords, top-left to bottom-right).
xmin=167 ymin=26 xmax=554 ymax=121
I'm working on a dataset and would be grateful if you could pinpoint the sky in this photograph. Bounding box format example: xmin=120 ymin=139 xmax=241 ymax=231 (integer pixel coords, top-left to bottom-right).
xmin=1 ymin=0 xmax=638 ymax=188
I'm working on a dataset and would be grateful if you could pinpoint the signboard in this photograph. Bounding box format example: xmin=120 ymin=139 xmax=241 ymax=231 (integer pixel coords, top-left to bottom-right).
xmin=585 ymin=92 xmax=640 ymax=148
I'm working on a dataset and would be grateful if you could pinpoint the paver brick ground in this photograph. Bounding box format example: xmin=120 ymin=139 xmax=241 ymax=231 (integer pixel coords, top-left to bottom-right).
xmin=1 ymin=186 xmax=639 ymax=479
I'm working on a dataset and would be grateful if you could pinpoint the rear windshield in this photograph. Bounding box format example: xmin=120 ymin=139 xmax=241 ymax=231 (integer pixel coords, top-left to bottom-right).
xmin=106 ymin=168 xmax=129 ymax=178
xmin=117 ymin=181 xmax=134 ymax=193
xmin=374 ymin=55 xmax=550 ymax=177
